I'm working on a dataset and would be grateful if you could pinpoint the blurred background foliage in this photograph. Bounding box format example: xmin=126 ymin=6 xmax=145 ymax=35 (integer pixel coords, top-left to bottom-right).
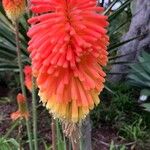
xmin=0 ymin=0 xmax=150 ymax=150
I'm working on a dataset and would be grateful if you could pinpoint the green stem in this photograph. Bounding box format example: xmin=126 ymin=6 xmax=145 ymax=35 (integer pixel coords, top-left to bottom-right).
xmin=26 ymin=0 xmax=32 ymax=18
xmin=70 ymin=126 xmax=80 ymax=150
xmin=26 ymin=120 xmax=33 ymax=150
xmin=14 ymin=21 xmax=33 ymax=150
xmin=63 ymin=132 xmax=67 ymax=150
xmin=4 ymin=120 xmax=19 ymax=139
xmin=52 ymin=118 xmax=57 ymax=150
xmin=68 ymin=139 xmax=72 ymax=150
xmin=79 ymin=132 xmax=83 ymax=150
xmin=32 ymin=76 xmax=38 ymax=150
xmin=18 ymin=120 xmax=23 ymax=150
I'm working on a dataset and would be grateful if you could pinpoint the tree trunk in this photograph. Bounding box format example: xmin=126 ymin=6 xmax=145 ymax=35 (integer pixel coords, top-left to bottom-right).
xmin=109 ymin=0 xmax=150 ymax=82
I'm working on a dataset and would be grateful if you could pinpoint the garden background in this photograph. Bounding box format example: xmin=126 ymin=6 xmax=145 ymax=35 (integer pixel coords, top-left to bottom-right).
xmin=0 ymin=0 xmax=150 ymax=150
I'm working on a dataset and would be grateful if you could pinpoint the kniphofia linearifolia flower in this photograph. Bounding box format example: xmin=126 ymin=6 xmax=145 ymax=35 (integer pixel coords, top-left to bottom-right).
xmin=11 ymin=93 xmax=29 ymax=121
xmin=2 ymin=0 xmax=26 ymax=22
xmin=28 ymin=0 xmax=109 ymax=123
xmin=24 ymin=65 xmax=33 ymax=91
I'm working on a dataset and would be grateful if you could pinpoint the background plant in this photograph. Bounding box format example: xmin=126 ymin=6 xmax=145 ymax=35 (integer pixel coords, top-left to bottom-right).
xmin=128 ymin=51 xmax=150 ymax=111
xmin=119 ymin=118 xmax=147 ymax=141
xmin=0 ymin=0 xmax=150 ymax=150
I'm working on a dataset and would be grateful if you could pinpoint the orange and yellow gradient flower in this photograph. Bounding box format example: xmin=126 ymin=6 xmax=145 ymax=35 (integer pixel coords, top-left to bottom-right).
xmin=11 ymin=93 xmax=29 ymax=121
xmin=2 ymin=0 xmax=26 ymax=22
xmin=24 ymin=65 xmax=32 ymax=91
xmin=28 ymin=0 xmax=109 ymax=123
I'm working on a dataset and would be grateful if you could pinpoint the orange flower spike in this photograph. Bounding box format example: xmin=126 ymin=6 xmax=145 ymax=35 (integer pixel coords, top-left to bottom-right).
xmin=11 ymin=93 xmax=29 ymax=121
xmin=24 ymin=65 xmax=33 ymax=91
xmin=2 ymin=0 xmax=26 ymax=22
xmin=28 ymin=0 xmax=109 ymax=123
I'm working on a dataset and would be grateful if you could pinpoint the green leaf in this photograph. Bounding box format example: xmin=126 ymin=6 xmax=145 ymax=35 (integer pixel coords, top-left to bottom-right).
xmin=0 ymin=63 xmax=19 ymax=72
xmin=109 ymin=0 xmax=132 ymax=21
xmin=128 ymin=51 xmax=150 ymax=89
xmin=141 ymin=103 xmax=150 ymax=112
xmin=0 ymin=137 xmax=19 ymax=150
xmin=56 ymin=120 xmax=67 ymax=150
xmin=7 ymin=138 xmax=19 ymax=147
xmin=109 ymin=52 xmax=133 ymax=60
xmin=108 ymin=35 xmax=143 ymax=51
xmin=140 ymin=89 xmax=150 ymax=96
xmin=105 ymin=85 xmax=115 ymax=94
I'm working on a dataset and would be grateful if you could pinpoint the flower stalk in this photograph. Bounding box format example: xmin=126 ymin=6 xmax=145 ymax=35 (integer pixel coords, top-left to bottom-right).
xmin=51 ymin=118 xmax=57 ymax=150
xmin=70 ymin=126 xmax=80 ymax=150
xmin=32 ymin=76 xmax=38 ymax=150
xmin=63 ymin=123 xmax=80 ymax=150
xmin=14 ymin=20 xmax=33 ymax=150
xmin=4 ymin=120 xmax=19 ymax=139
xmin=18 ymin=120 xmax=23 ymax=150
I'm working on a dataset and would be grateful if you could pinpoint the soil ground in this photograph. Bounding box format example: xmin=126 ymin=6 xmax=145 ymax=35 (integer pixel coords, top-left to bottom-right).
xmin=0 ymin=85 xmax=136 ymax=150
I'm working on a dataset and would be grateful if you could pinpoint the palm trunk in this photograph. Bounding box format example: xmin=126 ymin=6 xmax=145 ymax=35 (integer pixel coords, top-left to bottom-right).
xmin=81 ymin=116 xmax=92 ymax=150
xmin=109 ymin=0 xmax=150 ymax=82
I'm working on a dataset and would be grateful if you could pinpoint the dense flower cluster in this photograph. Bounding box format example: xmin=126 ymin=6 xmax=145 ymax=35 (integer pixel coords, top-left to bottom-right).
xmin=11 ymin=93 xmax=29 ymax=121
xmin=28 ymin=0 xmax=109 ymax=123
xmin=2 ymin=0 xmax=25 ymax=22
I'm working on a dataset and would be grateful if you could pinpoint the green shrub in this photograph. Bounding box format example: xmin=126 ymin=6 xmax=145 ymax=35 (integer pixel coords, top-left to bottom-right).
xmin=119 ymin=118 xmax=147 ymax=141
xmin=91 ymin=83 xmax=137 ymax=126
xmin=0 ymin=137 xmax=19 ymax=150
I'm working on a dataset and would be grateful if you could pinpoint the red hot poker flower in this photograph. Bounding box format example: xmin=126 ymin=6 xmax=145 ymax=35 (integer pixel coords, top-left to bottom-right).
xmin=2 ymin=0 xmax=26 ymax=22
xmin=24 ymin=65 xmax=32 ymax=91
xmin=28 ymin=0 xmax=109 ymax=123
xmin=11 ymin=93 xmax=29 ymax=121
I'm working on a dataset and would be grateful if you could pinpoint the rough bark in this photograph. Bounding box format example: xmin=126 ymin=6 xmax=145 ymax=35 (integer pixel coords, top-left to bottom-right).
xmin=109 ymin=0 xmax=150 ymax=82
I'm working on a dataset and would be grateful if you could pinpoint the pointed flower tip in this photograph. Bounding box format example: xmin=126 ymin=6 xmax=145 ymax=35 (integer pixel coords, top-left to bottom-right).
xmin=28 ymin=0 xmax=109 ymax=123
xmin=17 ymin=93 xmax=25 ymax=103
xmin=24 ymin=65 xmax=32 ymax=90
xmin=24 ymin=65 xmax=36 ymax=92
xmin=11 ymin=93 xmax=29 ymax=121
xmin=2 ymin=0 xmax=26 ymax=22
xmin=11 ymin=111 xmax=29 ymax=121
xmin=11 ymin=111 xmax=20 ymax=121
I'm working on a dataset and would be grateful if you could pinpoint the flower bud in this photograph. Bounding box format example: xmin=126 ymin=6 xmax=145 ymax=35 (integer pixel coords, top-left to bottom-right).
xmin=2 ymin=0 xmax=26 ymax=22
xmin=11 ymin=93 xmax=29 ymax=121
xmin=24 ymin=65 xmax=33 ymax=91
